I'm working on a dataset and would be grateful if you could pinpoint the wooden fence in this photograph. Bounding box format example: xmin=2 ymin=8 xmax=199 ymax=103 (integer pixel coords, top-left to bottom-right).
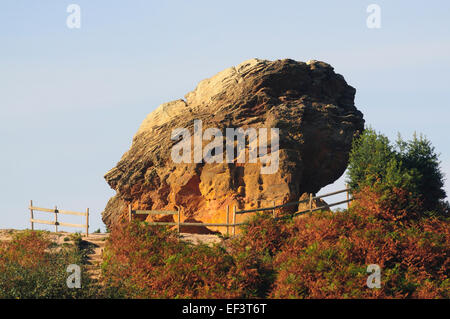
xmin=128 ymin=187 xmax=353 ymax=236
xmin=128 ymin=205 xmax=236 ymax=236
xmin=29 ymin=200 xmax=89 ymax=236
xmin=230 ymin=187 xmax=353 ymax=235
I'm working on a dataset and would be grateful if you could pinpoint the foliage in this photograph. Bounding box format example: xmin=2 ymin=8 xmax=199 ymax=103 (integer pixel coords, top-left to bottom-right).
xmin=347 ymin=127 xmax=447 ymax=216
xmin=102 ymin=222 xmax=241 ymax=298
xmin=397 ymin=133 xmax=447 ymax=212
xmin=102 ymin=198 xmax=449 ymax=299
xmin=102 ymin=216 xmax=293 ymax=299
xmin=0 ymin=230 xmax=100 ymax=299
xmin=5 ymin=199 xmax=447 ymax=299
xmin=347 ymin=127 xmax=415 ymax=193
xmin=226 ymin=214 xmax=290 ymax=298
xmin=347 ymin=127 xmax=398 ymax=191
xmin=270 ymin=188 xmax=449 ymax=298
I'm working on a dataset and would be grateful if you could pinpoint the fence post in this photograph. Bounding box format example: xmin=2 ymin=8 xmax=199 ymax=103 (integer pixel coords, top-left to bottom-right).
xmin=346 ymin=184 xmax=350 ymax=209
xmin=226 ymin=205 xmax=229 ymax=236
xmin=55 ymin=205 xmax=58 ymax=232
xmin=177 ymin=207 xmax=181 ymax=234
xmin=233 ymin=206 xmax=236 ymax=236
xmin=86 ymin=208 xmax=89 ymax=237
xmin=30 ymin=200 xmax=34 ymax=231
xmin=309 ymin=194 xmax=313 ymax=213
xmin=128 ymin=204 xmax=132 ymax=222
xmin=272 ymin=200 xmax=276 ymax=218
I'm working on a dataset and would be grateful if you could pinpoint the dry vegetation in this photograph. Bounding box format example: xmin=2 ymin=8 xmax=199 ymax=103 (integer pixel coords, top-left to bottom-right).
xmin=1 ymin=185 xmax=448 ymax=299
xmin=0 ymin=230 xmax=101 ymax=298
xmin=100 ymin=186 xmax=449 ymax=299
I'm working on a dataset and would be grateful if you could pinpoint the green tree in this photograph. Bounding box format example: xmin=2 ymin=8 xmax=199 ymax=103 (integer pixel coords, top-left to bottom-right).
xmin=347 ymin=127 xmax=447 ymax=216
xmin=346 ymin=127 xmax=411 ymax=191
xmin=396 ymin=133 xmax=446 ymax=212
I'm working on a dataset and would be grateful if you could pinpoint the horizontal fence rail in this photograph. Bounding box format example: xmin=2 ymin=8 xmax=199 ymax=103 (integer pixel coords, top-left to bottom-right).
xmin=275 ymin=199 xmax=353 ymax=221
xmin=128 ymin=187 xmax=354 ymax=236
xmin=29 ymin=200 xmax=89 ymax=236
xmin=236 ymin=188 xmax=352 ymax=215
xmin=128 ymin=205 xmax=236 ymax=235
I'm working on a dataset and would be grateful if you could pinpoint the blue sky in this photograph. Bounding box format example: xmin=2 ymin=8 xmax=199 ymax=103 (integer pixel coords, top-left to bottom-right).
xmin=1 ymin=1 xmax=449 ymax=232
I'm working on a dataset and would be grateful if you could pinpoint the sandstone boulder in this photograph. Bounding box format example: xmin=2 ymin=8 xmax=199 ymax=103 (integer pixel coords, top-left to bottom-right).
xmin=103 ymin=58 xmax=364 ymax=232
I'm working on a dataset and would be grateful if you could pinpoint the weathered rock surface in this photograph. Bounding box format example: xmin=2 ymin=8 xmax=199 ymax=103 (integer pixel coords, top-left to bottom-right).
xmin=103 ymin=58 xmax=364 ymax=232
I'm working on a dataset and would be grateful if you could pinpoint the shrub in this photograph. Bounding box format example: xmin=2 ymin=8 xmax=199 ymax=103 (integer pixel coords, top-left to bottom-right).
xmin=270 ymin=189 xmax=449 ymax=299
xmin=227 ymin=214 xmax=290 ymax=298
xmin=397 ymin=133 xmax=447 ymax=212
xmin=102 ymin=222 xmax=242 ymax=298
xmin=347 ymin=127 xmax=401 ymax=191
xmin=102 ymin=218 xmax=292 ymax=299
xmin=347 ymin=127 xmax=447 ymax=216
xmin=102 ymin=200 xmax=449 ymax=299
xmin=0 ymin=230 xmax=100 ymax=299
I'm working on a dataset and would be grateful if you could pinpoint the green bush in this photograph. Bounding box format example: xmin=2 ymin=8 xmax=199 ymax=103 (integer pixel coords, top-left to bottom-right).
xmin=347 ymin=127 xmax=397 ymax=191
xmin=397 ymin=133 xmax=447 ymax=212
xmin=347 ymin=127 xmax=447 ymax=216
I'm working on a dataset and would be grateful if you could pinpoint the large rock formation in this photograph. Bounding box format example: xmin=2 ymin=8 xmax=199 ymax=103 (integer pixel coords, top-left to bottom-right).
xmin=103 ymin=58 xmax=364 ymax=232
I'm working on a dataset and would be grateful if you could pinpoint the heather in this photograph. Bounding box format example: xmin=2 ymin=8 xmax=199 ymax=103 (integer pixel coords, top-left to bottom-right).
xmin=1 ymin=190 xmax=448 ymax=299
xmin=270 ymin=188 xmax=449 ymax=298
xmin=102 ymin=189 xmax=449 ymax=298
xmin=0 ymin=230 xmax=100 ymax=298
xmin=101 ymin=222 xmax=240 ymax=298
